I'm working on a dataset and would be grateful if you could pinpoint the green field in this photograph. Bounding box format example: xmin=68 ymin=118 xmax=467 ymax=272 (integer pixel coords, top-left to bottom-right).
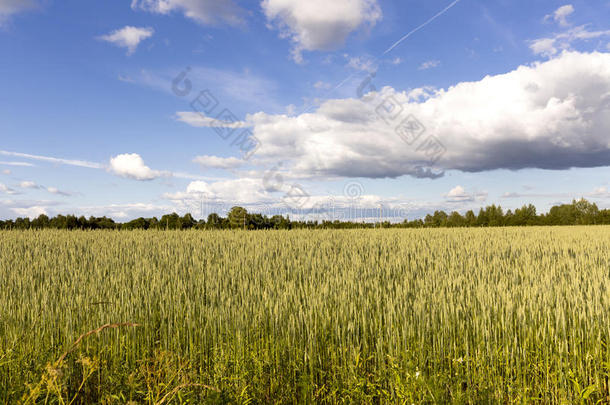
xmin=1 ymin=227 xmax=610 ymax=403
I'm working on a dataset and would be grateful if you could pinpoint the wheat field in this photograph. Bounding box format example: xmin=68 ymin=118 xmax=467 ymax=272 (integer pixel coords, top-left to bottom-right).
xmin=1 ymin=227 xmax=609 ymax=403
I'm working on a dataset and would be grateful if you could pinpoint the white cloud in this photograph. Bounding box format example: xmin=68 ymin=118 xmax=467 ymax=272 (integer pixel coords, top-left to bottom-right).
xmin=0 ymin=160 xmax=34 ymax=167
xmin=175 ymin=112 xmax=249 ymax=128
xmin=446 ymin=186 xmax=469 ymax=202
xmin=47 ymin=187 xmax=71 ymax=197
xmin=109 ymin=153 xmax=163 ymax=181
xmin=0 ymin=0 xmax=39 ymax=26
xmin=391 ymin=57 xmax=402 ymax=65
xmin=545 ymin=4 xmax=574 ymax=27
xmin=244 ymin=51 xmax=610 ymax=179
xmin=419 ymin=60 xmax=440 ymax=70
xmin=98 ymin=26 xmax=154 ymax=55
xmin=162 ymin=178 xmax=488 ymax=223
xmin=18 ymin=181 xmax=71 ymax=196
xmin=0 ymin=198 xmax=67 ymax=219
xmin=501 ymin=191 xmax=571 ymax=199
xmin=131 ymin=0 xmax=246 ymax=26
xmin=19 ymin=181 xmax=39 ymax=189
xmin=529 ymin=38 xmax=558 ymax=57
xmin=529 ymin=25 xmax=610 ymax=57
xmin=531 ymin=6 xmax=610 ymax=57
xmin=445 ymin=186 xmax=487 ymax=203
xmin=346 ymin=56 xmax=377 ymax=72
xmin=0 ymin=183 xmax=17 ymax=195
xmin=50 ymin=202 xmax=171 ymax=221
xmin=1 ymin=150 xmax=219 ymax=183
xmin=165 ymin=178 xmax=273 ymax=205
xmin=590 ymin=186 xmax=610 ymax=198
xmin=262 ymin=0 xmax=382 ymax=63
xmin=314 ymin=81 xmax=331 ymax=90
xmin=193 ymin=155 xmax=245 ymax=169
xmin=12 ymin=206 xmax=47 ymax=218
xmin=118 ymin=74 xmax=135 ymax=83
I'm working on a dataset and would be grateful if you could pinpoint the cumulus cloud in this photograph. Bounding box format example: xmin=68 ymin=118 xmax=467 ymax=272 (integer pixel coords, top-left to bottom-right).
xmin=545 ymin=4 xmax=574 ymax=27
xmin=193 ymin=155 xmax=245 ymax=169
xmin=419 ymin=60 xmax=440 ymax=70
xmin=98 ymin=26 xmax=154 ymax=55
xmin=445 ymin=186 xmax=487 ymax=203
xmin=0 ymin=0 xmax=39 ymax=26
xmin=131 ymin=0 xmax=246 ymax=26
xmin=262 ymin=0 xmax=382 ymax=63
xmin=243 ymin=51 xmax=610 ymax=179
xmin=109 ymin=153 xmax=163 ymax=181
xmin=175 ymin=112 xmax=249 ymax=128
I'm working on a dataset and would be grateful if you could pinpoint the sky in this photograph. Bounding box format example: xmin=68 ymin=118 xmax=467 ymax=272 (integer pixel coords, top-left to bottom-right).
xmin=1 ymin=0 xmax=610 ymax=222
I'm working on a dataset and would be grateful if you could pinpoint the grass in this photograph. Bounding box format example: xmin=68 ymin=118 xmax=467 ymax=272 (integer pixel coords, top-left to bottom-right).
xmin=0 ymin=227 xmax=609 ymax=403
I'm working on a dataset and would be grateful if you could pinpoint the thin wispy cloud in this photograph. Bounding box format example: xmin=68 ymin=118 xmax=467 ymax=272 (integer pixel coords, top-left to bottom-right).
xmin=174 ymin=112 xmax=249 ymax=128
xmin=0 ymin=183 xmax=18 ymax=195
xmin=193 ymin=155 xmax=245 ymax=170
xmin=19 ymin=181 xmax=40 ymax=189
xmin=46 ymin=187 xmax=72 ymax=197
xmin=419 ymin=60 xmax=440 ymax=70
xmin=131 ymin=0 xmax=246 ymax=26
xmin=530 ymin=5 xmax=610 ymax=57
xmin=0 ymin=0 xmax=40 ymax=26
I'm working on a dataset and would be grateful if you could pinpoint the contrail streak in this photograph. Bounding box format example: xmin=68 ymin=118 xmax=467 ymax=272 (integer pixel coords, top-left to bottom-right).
xmin=0 ymin=150 xmax=104 ymax=169
xmin=382 ymin=0 xmax=462 ymax=55
xmin=299 ymin=0 xmax=462 ymax=115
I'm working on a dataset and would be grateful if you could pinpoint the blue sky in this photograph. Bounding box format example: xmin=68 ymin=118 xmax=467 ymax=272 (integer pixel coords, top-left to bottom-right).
xmin=1 ymin=0 xmax=610 ymax=221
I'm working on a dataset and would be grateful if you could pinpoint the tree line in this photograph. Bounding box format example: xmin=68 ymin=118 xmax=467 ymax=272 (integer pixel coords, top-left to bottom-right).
xmin=1 ymin=199 xmax=609 ymax=230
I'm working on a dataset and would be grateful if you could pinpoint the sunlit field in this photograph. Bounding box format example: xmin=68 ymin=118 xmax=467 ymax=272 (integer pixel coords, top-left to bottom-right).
xmin=1 ymin=227 xmax=609 ymax=403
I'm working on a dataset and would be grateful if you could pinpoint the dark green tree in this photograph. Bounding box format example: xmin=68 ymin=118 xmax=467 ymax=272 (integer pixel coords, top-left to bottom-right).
xmin=228 ymin=206 xmax=248 ymax=229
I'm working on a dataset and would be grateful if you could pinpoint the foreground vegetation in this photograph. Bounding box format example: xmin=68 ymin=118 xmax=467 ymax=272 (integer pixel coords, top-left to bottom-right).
xmin=1 ymin=227 xmax=609 ymax=403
